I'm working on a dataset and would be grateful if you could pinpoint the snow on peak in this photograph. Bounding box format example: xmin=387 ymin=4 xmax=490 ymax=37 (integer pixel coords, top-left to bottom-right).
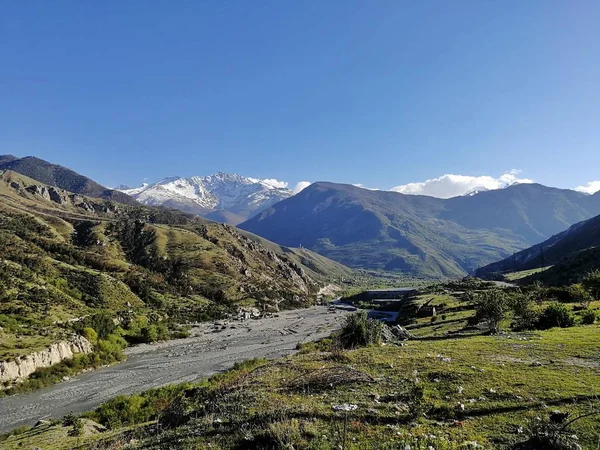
xmin=119 ymin=173 xmax=294 ymax=224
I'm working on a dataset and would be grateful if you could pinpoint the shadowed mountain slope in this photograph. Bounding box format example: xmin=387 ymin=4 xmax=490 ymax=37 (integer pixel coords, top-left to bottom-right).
xmin=0 ymin=155 xmax=137 ymax=205
xmin=240 ymin=182 xmax=600 ymax=277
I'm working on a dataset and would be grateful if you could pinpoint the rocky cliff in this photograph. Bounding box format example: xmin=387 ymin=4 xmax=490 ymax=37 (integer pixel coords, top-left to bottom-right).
xmin=0 ymin=336 xmax=93 ymax=385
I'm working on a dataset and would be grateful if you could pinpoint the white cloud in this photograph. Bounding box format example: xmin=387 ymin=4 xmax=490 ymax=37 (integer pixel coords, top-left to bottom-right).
xmin=352 ymin=183 xmax=379 ymax=191
xmin=390 ymin=170 xmax=534 ymax=199
xmin=574 ymin=181 xmax=600 ymax=194
xmin=249 ymin=178 xmax=289 ymax=189
xmin=293 ymin=181 xmax=311 ymax=193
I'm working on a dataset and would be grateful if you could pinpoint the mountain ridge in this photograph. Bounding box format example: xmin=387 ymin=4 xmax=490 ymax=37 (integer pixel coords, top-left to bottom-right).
xmin=240 ymin=181 xmax=600 ymax=278
xmin=120 ymin=173 xmax=294 ymax=225
xmin=0 ymin=155 xmax=137 ymax=206
xmin=476 ymin=212 xmax=600 ymax=283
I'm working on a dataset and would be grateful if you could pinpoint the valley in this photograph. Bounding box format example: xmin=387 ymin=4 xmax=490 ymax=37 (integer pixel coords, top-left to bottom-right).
xmin=0 ymin=304 xmax=352 ymax=434
xmin=1 ymin=155 xmax=599 ymax=449
xmin=3 ymin=5 xmax=600 ymax=448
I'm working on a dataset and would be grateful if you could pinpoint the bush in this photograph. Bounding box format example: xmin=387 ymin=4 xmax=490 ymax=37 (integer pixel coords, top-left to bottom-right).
xmin=546 ymin=285 xmax=589 ymax=303
xmin=337 ymin=311 xmax=383 ymax=349
xmin=63 ymin=413 xmax=78 ymax=427
xmin=97 ymin=333 xmax=127 ymax=362
xmin=580 ymin=308 xmax=597 ymax=325
xmin=537 ymin=302 xmax=576 ymax=329
xmin=474 ymin=290 xmax=508 ymax=332
xmin=82 ymin=327 xmax=98 ymax=345
xmin=68 ymin=417 xmax=84 ymax=437
xmin=582 ymin=270 xmax=600 ymax=300
xmin=510 ymin=293 xmax=540 ymax=330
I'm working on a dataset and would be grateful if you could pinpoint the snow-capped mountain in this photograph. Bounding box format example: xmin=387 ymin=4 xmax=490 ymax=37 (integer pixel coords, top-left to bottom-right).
xmin=463 ymin=187 xmax=491 ymax=197
xmin=119 ymin=173 xmax=293 ymax=224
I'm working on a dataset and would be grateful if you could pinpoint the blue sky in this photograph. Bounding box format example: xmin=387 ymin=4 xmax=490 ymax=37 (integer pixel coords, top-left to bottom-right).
xmin=1 ymin=1 xmax=599 ymax=195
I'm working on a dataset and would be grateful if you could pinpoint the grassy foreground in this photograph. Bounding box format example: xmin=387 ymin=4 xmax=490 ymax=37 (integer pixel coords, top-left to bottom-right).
xmin=3 ymin=323 xmax=599 ymax=449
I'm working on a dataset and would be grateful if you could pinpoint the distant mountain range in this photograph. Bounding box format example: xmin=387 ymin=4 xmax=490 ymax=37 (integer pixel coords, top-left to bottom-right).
xmin=4 ymin=154 xmax=599 ymax=279
xmin=239 ymin=181 xmax=600 ymax=278
xmin=0 ymin=155 xmax=137 ymax=205
xmin=119 ymin=174 xmax=294 ymax=225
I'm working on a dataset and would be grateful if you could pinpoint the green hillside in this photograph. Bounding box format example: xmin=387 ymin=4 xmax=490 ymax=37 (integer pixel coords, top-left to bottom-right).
xmin=0 ymin=169 xmax=351 ymax=365
xmin=0 ymin=155 xmax=137 ymax=205
xmin=477 ymin=213 xmax=600 ymax=285
xmin=240 ymin=182 xmax=600 ymax=278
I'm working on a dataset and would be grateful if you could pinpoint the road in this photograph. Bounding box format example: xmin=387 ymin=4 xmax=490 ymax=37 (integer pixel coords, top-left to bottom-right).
xmin=0 ymin=305 xmax=352 ymax=434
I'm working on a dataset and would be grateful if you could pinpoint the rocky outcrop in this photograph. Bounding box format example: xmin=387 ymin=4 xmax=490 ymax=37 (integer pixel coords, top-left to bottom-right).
xmin=0 ymin=335 xmax=93 ymax=385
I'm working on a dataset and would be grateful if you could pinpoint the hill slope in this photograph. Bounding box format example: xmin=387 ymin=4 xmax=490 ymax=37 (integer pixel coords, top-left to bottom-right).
xmin=476 ymin=212 xmax=600 ymax=284
xmin=240 ymin=182 xmax=600 ymax=277
xmin=0 ymin=155 xmax=137 ymax=205
xmin=0 ymin=169 xmax=351 ymax=363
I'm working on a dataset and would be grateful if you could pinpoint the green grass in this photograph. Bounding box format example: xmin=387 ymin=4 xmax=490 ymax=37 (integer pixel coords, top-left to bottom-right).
xmin=504 ymin=266 xmax=552 ymax=281
xmin=6 ymin=325 xmax=598 ymax=449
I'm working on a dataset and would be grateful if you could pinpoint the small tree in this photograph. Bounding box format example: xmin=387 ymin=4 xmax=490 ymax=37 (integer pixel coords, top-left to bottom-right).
xmin=537 ymin=302 xmax=576 ymax=329
xmin=474 ymin=290 xmax=508 ymax=333
xmin=509 ymin=293 xmax=540 ymax=330
xmin=582 ymin=270 xmax=600 ymax=300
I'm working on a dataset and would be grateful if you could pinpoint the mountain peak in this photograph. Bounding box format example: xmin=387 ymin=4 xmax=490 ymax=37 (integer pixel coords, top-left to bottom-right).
xmin=0 ymin=155 xmax=137 ymax=205
xmin=120 ymin=173 xmax=294 ymax=225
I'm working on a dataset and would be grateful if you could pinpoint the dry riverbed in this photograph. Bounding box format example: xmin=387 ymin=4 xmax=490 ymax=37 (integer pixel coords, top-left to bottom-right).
xmin=0 ymin=304 xmax=353 ymax=434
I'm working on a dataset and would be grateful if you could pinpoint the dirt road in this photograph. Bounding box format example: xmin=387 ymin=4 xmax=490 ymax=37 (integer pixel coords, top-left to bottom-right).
xmin=0 ymin=305 xmax=352 ymax=434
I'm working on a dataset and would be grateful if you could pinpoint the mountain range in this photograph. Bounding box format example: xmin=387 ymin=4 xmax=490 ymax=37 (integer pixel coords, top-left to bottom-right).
xmin=119 ymin=174 xmax=294 ymax=225
xmin=0 ymin=163 xmax=352 ymax=362
xmin=3 ymin=154 xmax=599 ymax=279
xmin=239 ymin=181 xmax=600 ymax=278
xmin=476 ymin=211 xmax=600 ymax=285
xmin=0 ymin=155 xmax=137 ymax=205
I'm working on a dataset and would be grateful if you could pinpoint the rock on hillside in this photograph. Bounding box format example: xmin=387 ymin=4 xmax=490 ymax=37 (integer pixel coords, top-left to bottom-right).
xmin=0 ymin=336 xmax=93 ymax=385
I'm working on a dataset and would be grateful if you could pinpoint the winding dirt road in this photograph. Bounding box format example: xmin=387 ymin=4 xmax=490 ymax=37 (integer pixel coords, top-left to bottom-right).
xmin=0 ymin=305 xmax=352 ymax=434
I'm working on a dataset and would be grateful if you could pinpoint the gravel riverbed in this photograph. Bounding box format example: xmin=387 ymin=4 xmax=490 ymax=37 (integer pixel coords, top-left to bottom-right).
xmin=0 ymin=305 xmax=352 ymax=434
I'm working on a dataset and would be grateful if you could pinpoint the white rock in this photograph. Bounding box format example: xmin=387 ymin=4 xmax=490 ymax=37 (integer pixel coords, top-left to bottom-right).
xmin=0 ymin=335 xmax=93 ymax=384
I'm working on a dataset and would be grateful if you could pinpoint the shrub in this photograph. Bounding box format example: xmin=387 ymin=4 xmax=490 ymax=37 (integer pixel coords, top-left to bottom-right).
xmin=94 ymin=395 xmax=150 ymax=429
xmin=520 ymin=409 xmax=597 ymax=450
xmin=63 ymin=413 xmax=78 ymax=427
xmin=75 ymin=312 xmax=116 ymax=339
xmin=474 ymin=290 xmax=508 ymax=332
xmin=510 ymin=293 xmax=540 ymax=330
xmin=537 ymin=302 xmax=576 ymax=329
xmin=582 ymin=269 xmax=600 ymax=300
xmin=68 ymin=417 xmax=84 ymax=437
xmin=337 ymin=311 xmax=383 ymax=349
xmin=82 ymin=327 xmax=98 ymax=345
xmin=97 ymin=333 xmax=127 ymax=362
xmin=580 ymin=308 xmax=597 ymax=325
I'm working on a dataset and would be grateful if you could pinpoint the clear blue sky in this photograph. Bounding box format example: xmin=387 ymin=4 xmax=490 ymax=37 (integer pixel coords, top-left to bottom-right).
xmin=1 ymin=1 xmax=599 ymax=190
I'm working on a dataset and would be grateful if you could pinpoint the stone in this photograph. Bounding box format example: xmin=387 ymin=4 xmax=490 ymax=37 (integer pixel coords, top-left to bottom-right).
xmin=0 ymin=335 xmax=93 ymax=385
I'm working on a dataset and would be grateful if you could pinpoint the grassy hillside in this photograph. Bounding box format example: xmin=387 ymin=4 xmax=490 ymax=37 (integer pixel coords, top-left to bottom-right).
xmin=5 ymin=281 xmax=599 ymax=449
xmin=477 ymin=213 xmax=600 ymax=285
xmin=240 ymin=182 xmax=600 ymax=278
xmin=0 ymin=155 xmax=137 ymax=205
xmin=0 ymin=170 xmax=351 ymax=366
